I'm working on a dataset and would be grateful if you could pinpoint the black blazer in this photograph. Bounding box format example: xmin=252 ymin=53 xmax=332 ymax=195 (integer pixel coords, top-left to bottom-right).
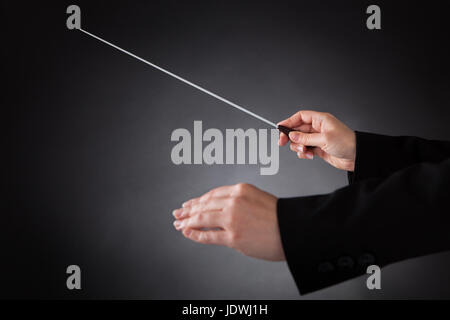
xmin=277 ymin=131 xmax=450 ymax=294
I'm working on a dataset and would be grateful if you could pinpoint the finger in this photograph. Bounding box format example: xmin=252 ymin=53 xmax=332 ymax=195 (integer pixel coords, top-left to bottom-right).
xmin=279 ymin=132 xmax=289 ymax=146
xmin=312 ymin=147 xmax=333 ymax=163
xmin=182 ymin=196 xmax=200 ymax=207
xmin=173 ymin=208 xmax=184 ymax=219
xmin=183 ymin=228 xmax=229 ymax=246
xmin=177 ymin=198 xmax=228 ymax=220
xmin=312 ymin=147 xmax=327 ymax=159
xmin=175 ymin=211 xmax=224 ymax=230
xmin=290 ymin=143 xmax=306 ymax=153
xmin=182 ymin=185 xmax=234 ymax=208
xmin=202 ymin=185 xmax=234 ymax=199
xmin=190 ymin=198 xmax=228 ymax=214
xmin=278 ymin=110 xmax=327 ymax=132
xmin=277 ymin=110 xmax=315 ymax=127
xmin=304 ymin=151 xmax=314 ymax=160
xmin=296 ymin=124 xmax=316 ymax=133
xmin=291 ymin=143 xmax=314 ymax=159
xmin=296 ymin=151 xmax=307 ymax=159
xmin=289 ymin=131 xmax=324 ymax=147
xmin=280 ymin=123 xmax=317 ymax=146
xmin=278 ymin=111 xmax=306 ymax=128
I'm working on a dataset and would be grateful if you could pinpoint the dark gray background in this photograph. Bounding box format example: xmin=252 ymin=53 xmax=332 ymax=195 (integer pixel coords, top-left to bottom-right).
xmin=4 ymin=0 xmax=450 ymax=299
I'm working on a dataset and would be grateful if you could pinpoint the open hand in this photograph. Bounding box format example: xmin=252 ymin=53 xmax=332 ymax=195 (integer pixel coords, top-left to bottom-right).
xmin=173 ymin=183 xmax=284 ymax=261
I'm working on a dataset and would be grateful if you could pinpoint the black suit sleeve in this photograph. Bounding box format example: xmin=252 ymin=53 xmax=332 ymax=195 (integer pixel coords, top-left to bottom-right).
xmin=277 ymin=133 xmax=450 ymax=295
xmin=348 ymin=131 xmax=450 ymax=184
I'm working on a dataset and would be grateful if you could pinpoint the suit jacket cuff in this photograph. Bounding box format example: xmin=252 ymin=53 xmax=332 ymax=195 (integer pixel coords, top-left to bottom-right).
xmin=350 ymin=131 xmax=393 ymax=184
xmin=277 ymin=196 xmax=376 ymax=294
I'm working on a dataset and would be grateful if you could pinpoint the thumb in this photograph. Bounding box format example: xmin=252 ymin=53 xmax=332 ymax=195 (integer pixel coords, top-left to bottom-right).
xmin=289 ymin=131 xmax=323 ymax=147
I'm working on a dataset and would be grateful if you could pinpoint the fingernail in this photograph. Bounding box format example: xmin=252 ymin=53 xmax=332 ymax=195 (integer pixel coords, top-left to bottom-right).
xmin=173 ymin=220 xmax=181 ymax=229
xmin=180 ymin=207 xmax=189 ymax=217
xmin=297 ymin=145 xmax=302 ymax=152
xmin=173 ymin=209 xmax=183 ymax=218
xmin=185 ymin=229 xmax=192 ymax=237
xmin=289 ymin=132 xmax=299 ymax=142
xmin=297 ymin=152 xmax=302 ymax=158
xmin=306 ymin=152 xmax=314 ymax=160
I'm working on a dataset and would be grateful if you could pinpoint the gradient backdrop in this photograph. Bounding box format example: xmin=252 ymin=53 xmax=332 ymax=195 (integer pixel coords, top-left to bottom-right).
xmin=4 ymin=0 xmax=450 ymax=299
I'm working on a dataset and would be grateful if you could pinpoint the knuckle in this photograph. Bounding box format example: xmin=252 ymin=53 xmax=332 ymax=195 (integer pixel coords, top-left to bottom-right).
xmin=191 ymin=204 xmax=200 ymax=214
xmin=294 ymin=110 xmax=303 ymax=119
xmin=198 ymin=232 xmax=207 ymax=243
xmin=235 ymin=183 xmax=245 ymax=193
xmin=200 ymin=193 xmax=210 ymax=202
xmin=191 ymin=231 xmax=200 ymax=241
xmin=184 ymin=217 xmax=194 ymax=228
xmin=322 ymin=112 xmax=333 ymax=119
xmin=235 ymin=183 xmax=251 ymax=195
xmin=184 ymin=229 xmax=193 ymax=238
xmin=194 ymin=213 xmax=204 ymax=225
